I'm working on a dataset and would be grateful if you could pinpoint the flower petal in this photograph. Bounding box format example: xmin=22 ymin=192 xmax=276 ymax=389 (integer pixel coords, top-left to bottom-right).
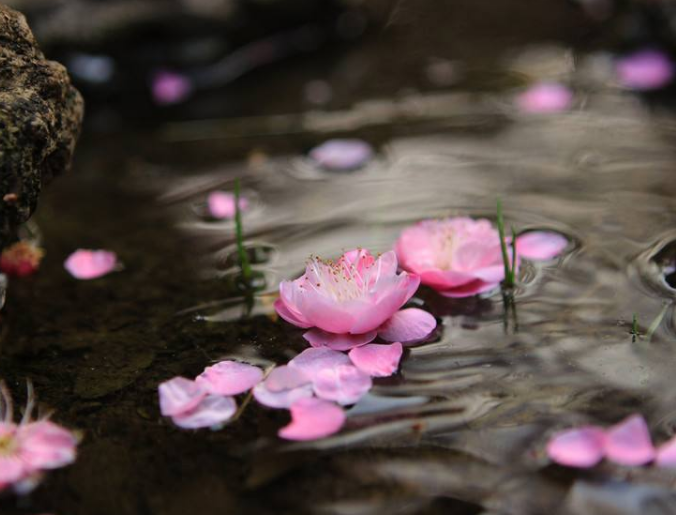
xmin=656 ymin=435 xmax=676 ymax=468
xmin=253 ymin=381 xmax=314 ymax=409
xmin=64 ymin=249 xmax=118 ymax=280
xmin=288 ymin=347 xmax=352 ymax=381
xmin=348 ymin=342 xmax=403 ymax=377
xmin=274 ymin=297 xmax=312 ymax=329
xmin=152 ymin=70 xmax=192 ymax=105
xmin=313 ymin=365 xmax=372 ymax=405
xmin=17 ymin=421 xmax=78 ymax=471
xmin=546 ymin=426 xmax=606 ymax=468
xmin=616 ymin=50 xmax=674 ymax=90
xmin=207 ymin=191 xmax=248 ymax=220
xmin=308 ymin=139 xmax=373 ymax=171
xmin=378 ymin=308 xmax=436 ymax=344
xmin=516 ymin=83 xmax=573 ymax=114
xmin=264 ymin=366 xmax=311 ymax=392
xmin=278 ymin=398 xmax=346 ymax=441
xmin=604 ymin=414 xmax=656 ymax=466
xmin=516 ymin=231 xmax=568 ymax=261
xmin=303 ymin=329 xmax=376 ymax=351
xmin=171 ymin=395 xmax=237 ymax=429
xmin=195 ymin=361 xmax=264 ymax=396
xmin=158 ymin=377 xmax=206 ymax=417
xmin=439 ymin=279 xmax=499 ymax=298
xmin=0 ymin=456 xmax=26 ymax=483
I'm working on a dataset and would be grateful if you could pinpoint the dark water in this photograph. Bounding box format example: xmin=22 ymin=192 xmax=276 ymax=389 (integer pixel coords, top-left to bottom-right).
xmin=5 ymin=2 xmax=676 ymax=514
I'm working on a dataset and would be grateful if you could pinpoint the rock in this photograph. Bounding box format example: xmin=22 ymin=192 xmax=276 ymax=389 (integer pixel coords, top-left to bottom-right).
xmin=0 ymin=5 xmax=83 ymax=250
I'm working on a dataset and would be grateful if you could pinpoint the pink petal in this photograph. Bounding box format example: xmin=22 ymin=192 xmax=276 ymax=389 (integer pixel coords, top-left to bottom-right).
xmin=17 ymin=421 xmax=78 ymax=471
xmin=313 ymin=365 xmax=372 ymax=405
xmin=438 ymin=279 xmax=499 ymax=298
xmin=64 ymin=249 xmax=118 ymax=280
xmin=278 ymin=398 xmax=346 ymax=441
xmin=152 ymin=70 xmax=192 ymax=105
xmin=207 ymin=191 xmax=249 ymax=220
xmin=616 ymin=50 xmax=674 ymax=90
xmin=274 ymin=297 xmax=312 ymax=329
xmin=348 ymin=342 xmax=403 ymax=377
xmin=252 ymin=381 xmax=314 ymax=409
xmin=171 ymin=395 xmax=237 ymax=429
xmin=516 ymin=231 xmax=568 ymax=261
xmin=264 ymin=366 xmax=311 ymax=392
xmin=308 ymin=139 xmax=373 ymax=171
xmin=604 ymin=414 xmax=656 ymax=466
xmin=656 ymin=435 xmax=676 ymax=468
xmin=0 ymin=455 xmax=25 ymax=483
xmin=303 ymin=329 xmax=377 ymax=351
xmin=516 ymin=83 xmax=573 ymax=114
xmin=378 ymin=308 xmax=436 ymax=344
xmin=195 ymin=361 xmax=263 ymax=396
xmin=158 ymin=377 xmax=206 ymax=417
xmin=288 ymin=347 xmax=352 ymax=381
xmin=546 ymin=426 xmax=606 ymax=468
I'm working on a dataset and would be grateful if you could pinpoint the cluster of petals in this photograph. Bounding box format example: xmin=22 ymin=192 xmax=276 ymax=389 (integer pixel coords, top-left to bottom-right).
xmin=274 ymin=249 xmax=437 ymax=350
xmin=0 ymin=383 xmax=78 ymax=495
xmin=64 ymin=249 xmax=119 ymax=280
xmin=207 ymin=191 xmax=249 ymax=219
xmin=0 ymin=241 xmax=44 ymax=277
xmin=547 ymin=414 xmax=676 ymax=468
xmin=516 ymin=82 xmax=573 ymax=114
xmin=615 ymin=49 xmax=674 ymax=91
xmin=395 ymin=218 xmax=568 ymax=298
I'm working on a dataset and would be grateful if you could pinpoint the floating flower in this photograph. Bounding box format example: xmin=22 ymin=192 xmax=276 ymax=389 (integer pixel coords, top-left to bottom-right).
xmin=275 ymin=249 xmax=435 ymax=349
xmin=616 ymin=50 xmax=674 ymax=90
xmin=516 ymin=82 xmax=573 ymax=114
xmin=0 ymin=241 xmax=44 ymax=277
xmin=207 ymin=191 xmax=249 ymax=220
xmin=64 ymin=249 xmax=119 ymax=280
xmin=395 ymin=218 xmax=567 ymax=298
xmin=151 ymin=70 xmax=193 ymax=105
xmin=308 ymin=139 xmax=373 ymax=171
xmin=0 ymin=382 xmax=78 ymax=495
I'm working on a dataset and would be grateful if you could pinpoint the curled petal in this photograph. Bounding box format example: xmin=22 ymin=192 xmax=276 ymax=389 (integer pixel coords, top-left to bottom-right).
xmin=604 ymin=414 xmax=656 ymax=466
xmin=313 ymin=365 xmax=372 ymax=405
xmin=546 ymin=426 xmax=606 ymax=468
xmin=195 ymin=361 xmax=263 ymax=396
xmin=278 ymin=398 xmax=346 ymax=441
xmin=303 ymin=329 xmax=376 ymax=351
xmin=378 ymin=308 xmax=436 ymax=344
xmin=158 ymin=377 xmax=205 ymax=417
xmin=171 ymin=395 xmax=237 ymax=429
xmin=656 ymin=435 xmax=676 ymax=468
xmin=288 ymin=348 xmax=351 ymax=381
xmin=516 ymin=231 xmax=568 ymax=261
xmin=64 ymin=249 xmax=118 ymax=280
xmin=349 ymin=342 xmax=403 ymax=377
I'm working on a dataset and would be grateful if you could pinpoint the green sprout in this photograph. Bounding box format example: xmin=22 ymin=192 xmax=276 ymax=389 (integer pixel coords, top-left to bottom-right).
xmin=234 ymin=178 xmax=252 ymax=285
xmin=497 ymin=199 xmax=515 ymax=289
xmin=646 ymin=303 xmax=670 ymax=342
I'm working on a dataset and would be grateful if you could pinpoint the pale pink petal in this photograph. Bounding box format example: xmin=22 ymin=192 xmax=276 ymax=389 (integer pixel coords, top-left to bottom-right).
xmin=418 ymin=269 xmax=475 ymax=290
xmin=207 ymin=191 xmax=248 ymax=220
xmin=158 ymin=377 xmax=206 ymax=417
xmin=656 ymin=435 xmax=676 ymax=467
xmin=278 ymin=397 xmax=346 ymax=441
xmin=17 ymin=421 xmax=77 ymax=471
xmin=313 ymin=365 xmax=372 ymax=405
xmin=294 ymin=292 xmax=363 ymax=334
xmin=303 ymin=329 xmax=377 ymax=351
xmin=439 ymin=279 xmax=499 ymax=298
xmin=152 ymin=70 xmax=192 ymax=105
xmin=516 ymin=231 xmax=568 ymax=261
xmin=0 ymin=456 xmax=25 ymax=483
xmin=546 ymin=426 xmax=606 ymax=468
xmin=264 ymin=366 xmax=311 ymax=392
xmin=253 ymin=381 xmax=313 ymax=409
xmin=64 ymin=249 xmax=118 ymax=280
xmin=171 ymin=395 xmax=237 ymax=429
xmin=308 ymin=139 xmax=373 ymax=171
xmin=348 ymin=342 xmax=403 ymax=377
xmin=378 ymin=308 xmax=436 ymax=344
xmin=516 ymin=83 xmax=573 ymax=114
xmin=604 ymin=414 xmax=656 ymax=466
xmin=616 ymin=50 xmax=674 ymax=90
xmin=288 ymin=347 xmax=352 ymax=381
xmin=195 ymin=361 xmax=263 ymax=396
xmin=274 ymin=297 xmax=312 ymax=329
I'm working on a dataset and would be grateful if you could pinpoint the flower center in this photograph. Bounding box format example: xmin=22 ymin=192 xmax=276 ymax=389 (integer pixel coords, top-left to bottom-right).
xmin=0 ymin=433 xmax=17 ymax=456
xmin=302 ymin=255 xmax=377 ymax=302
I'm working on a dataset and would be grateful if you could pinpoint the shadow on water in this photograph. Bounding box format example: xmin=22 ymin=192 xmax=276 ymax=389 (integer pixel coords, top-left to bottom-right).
xmin=6 ymin=1 xmax=676 ymax=514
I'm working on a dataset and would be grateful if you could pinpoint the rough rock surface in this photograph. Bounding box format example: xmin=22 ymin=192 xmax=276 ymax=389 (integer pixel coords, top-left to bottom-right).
xmin=0 ymin=5 xmax=83 ymax=250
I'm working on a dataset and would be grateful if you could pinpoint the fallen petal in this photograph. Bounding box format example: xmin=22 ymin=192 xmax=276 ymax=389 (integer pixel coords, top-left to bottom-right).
xmin=378 ymin=308 xmax=436 ymax=344
xmin=616 ymin=50 xmax=674 ymax=90
xmin=349 ymin=342 xmax=403 ymax=377
xmin=158 ymin=377 xmax=206 ymax=417
xmin=546 ymin=426 xmax=606 ymax=468
xmin=195 ymin=361 xmax=264 ymax=396
xmin=278 ymin=398 xmax=346 ymax=441
xmin=288 ymin=347 xmax=351 ymax=381
xmin=303 ymin=328 xmax=377 ymax=351
xmin=64 ymin=249 xmax=118 ymax=280
xmin=264 ymin=366 xmax=311 ymax=392
xmin=516 ymin=231 xmax=568 ymax=261
xmin=171 ymin=395 xmax=237 ymax=429
xmin=656 ymin=435 xmax=676 ymax=467
xmin=207 ymin=191 xmax=249 ymax=220
xmin=252 ymin=381 xmax=314 ymax=409
xmin=308 ymin=139 xmax=373 ymax=171
xmin=313 ymin=365 xmax=372 ymax=405
xmin=152 ymin=70 xmax=192 ymax=105
xmin=605 ymin=414 xmax=656 ymax=466
xmin=516 ymin=82 xmax=573 ymax=114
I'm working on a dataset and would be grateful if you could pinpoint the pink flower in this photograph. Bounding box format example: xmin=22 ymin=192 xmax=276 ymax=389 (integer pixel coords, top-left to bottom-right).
xmin=64 ymin=249 xmax=119 ymax=280
xmin=0 ymin=242 xmax=44 ymax=277
xmin=395 ymin=218 xmax=567 ymax=298
xmin=151 ymin=70 xmax=192 ymax=105
xmin=0 ymin=382 xmax=78 ymax=495
xmin=516 ymin=82 xmax=573 ymax=114
xmin=207 ymin=191 xmax=249 ymax=220
xmin=616 ymin=50 xmax=674 ymax=90
xmin=274 ymin=249 xmax=435 ymax=349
